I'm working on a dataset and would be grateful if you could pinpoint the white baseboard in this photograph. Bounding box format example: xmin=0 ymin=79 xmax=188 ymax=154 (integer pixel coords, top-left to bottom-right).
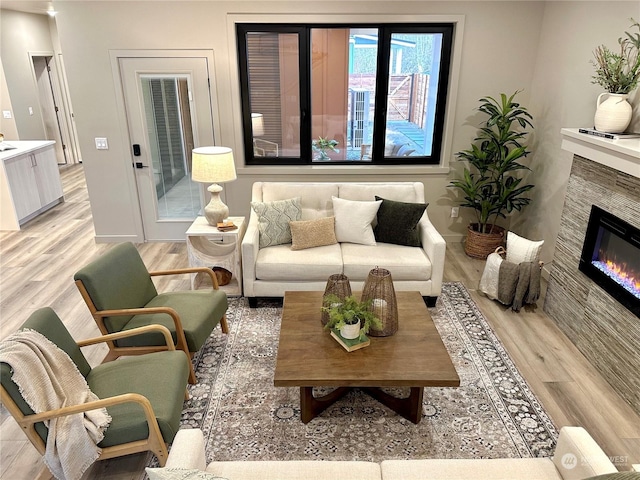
xmin=94 ymin=234 xmax=142 ymax=244
xmin=442 ymin=234 xmax=465 ymax=243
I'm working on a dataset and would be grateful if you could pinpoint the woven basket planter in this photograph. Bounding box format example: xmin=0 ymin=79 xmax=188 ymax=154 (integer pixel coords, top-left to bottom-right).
xmin=212 ymin=267 xmax=232 ymax=286
xmin=464 ymin=224 xmax=505 ymax=259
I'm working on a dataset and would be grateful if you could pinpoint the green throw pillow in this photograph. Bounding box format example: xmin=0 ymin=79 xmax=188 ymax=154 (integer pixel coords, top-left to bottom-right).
xmin=250 ymin=197 xmax=302 ymax=248
xmin=373 ymin=196 xmax=428 ymax=247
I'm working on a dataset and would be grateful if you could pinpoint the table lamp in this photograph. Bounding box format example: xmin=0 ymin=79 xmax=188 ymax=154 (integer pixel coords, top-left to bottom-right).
xmin=191 ymin=146 xmax=237 ymax=226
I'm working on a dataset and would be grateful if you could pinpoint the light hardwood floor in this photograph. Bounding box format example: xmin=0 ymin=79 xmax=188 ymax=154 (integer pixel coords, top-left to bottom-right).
xmin=1 ymin=164 xmax=638 ymax=479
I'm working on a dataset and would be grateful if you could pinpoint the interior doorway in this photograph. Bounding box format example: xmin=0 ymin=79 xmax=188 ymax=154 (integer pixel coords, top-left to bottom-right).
xmin=30 ymin=53 xmax=81 ymax=165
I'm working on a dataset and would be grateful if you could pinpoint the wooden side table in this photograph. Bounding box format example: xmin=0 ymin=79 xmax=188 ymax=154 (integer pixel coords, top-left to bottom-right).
xmin=185 ymin=216 xmax=246 ymax=296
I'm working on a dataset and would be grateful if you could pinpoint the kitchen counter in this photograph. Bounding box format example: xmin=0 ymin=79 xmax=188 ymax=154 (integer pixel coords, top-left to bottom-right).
xmin=0 ymin=140 xmax=63 ymax=230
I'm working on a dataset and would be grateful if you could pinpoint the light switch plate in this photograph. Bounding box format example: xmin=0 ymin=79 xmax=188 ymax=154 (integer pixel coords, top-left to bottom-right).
xmin=95 ymin=137 xmax=109 ymax=150
xmin=2 ymin=111 xmax=11 ymax=119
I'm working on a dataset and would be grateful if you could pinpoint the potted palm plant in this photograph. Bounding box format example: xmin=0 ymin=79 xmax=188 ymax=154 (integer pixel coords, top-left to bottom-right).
xmin=449 ymin=91 xmax=535 ymax=259
xmin=322 ymin=294 xmax=381 ymax=341
xmin=591 ymin=18 xmax=640 ymax=133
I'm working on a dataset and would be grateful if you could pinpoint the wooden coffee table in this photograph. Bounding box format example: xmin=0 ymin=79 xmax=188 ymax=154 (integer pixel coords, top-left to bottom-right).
xmin=273 ymin=290 xmax=460 ymax=424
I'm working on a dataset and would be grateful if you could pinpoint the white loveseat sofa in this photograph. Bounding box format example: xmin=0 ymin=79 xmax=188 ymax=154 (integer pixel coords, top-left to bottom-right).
xmin=241 ymin=182 xmax=446 ymax=307
xmin=150 ymin=426 xmax=619 ymax=479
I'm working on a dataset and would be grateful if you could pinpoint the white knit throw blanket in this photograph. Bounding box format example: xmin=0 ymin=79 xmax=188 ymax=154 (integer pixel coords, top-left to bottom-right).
xmin=0 ymin=329 xmax=111 ymax=480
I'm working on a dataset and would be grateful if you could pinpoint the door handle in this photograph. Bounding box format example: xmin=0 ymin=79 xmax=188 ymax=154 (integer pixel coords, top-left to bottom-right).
xmin=134 ymin=162 xmax=149 ymax=169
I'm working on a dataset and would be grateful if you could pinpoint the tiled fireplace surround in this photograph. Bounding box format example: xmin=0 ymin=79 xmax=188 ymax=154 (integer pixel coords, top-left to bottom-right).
xmin=544 ymin=129 xmax=640 ymax=416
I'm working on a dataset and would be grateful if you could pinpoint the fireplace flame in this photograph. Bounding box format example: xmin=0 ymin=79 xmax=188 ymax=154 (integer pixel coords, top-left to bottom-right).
xmin=596 ymin=256 xmax=640 ymax=298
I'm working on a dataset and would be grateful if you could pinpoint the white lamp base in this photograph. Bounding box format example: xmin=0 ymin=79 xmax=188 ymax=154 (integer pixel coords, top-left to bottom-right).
xmin=203 ymin=184 xmax=229 ymax=226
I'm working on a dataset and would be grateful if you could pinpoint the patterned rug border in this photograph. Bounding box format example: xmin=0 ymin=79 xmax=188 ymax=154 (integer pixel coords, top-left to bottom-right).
xmin=153 ymin=281 xmax=558 ymax=470
xmin=439 ymin=282 xmax=558 ymax=456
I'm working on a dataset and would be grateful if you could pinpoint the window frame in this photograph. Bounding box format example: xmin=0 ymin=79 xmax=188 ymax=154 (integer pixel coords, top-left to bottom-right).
xmin=236 ymin=22 xmax=454 ymax=167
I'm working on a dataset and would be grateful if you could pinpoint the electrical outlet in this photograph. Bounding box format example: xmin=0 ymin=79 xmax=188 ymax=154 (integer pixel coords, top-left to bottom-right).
xmin=95 ymin=137 xmax=109 ymax=150
xmin=2 ymin=110 xmax=11 ymax=119
xmin=451 ymin=207 xmax=459 ymax=218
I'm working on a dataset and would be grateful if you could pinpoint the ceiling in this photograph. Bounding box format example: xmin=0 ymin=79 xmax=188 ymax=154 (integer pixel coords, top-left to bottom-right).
xmin=1 ymin=1 xmax=55 ymax=15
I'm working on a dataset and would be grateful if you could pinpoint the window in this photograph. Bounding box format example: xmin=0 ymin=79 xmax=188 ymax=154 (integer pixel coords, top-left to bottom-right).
xmin=237 ymin=23 xmax=453 ymax=165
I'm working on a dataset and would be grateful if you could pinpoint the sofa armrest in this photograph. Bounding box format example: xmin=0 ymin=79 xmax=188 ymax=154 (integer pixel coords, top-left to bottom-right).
xmin=165 ymin=428 xmax=207 ymax=470
xmin=241 ymin=214 xmax=260 ymax=298
xmin=419 ymin=215 xmax=446 ymax=296
xmin=552 ymin=426 xmax=617 ymax=479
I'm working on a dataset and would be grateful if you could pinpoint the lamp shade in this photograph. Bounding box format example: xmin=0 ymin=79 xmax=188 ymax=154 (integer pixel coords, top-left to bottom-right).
xmin=191 ymin=146 xmax=237 ymax=184
xmin=251 ymin=113 xmax=265 ymax=137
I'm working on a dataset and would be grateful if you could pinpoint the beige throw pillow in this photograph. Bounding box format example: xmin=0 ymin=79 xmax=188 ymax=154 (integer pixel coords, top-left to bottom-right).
xmin=290 ymin=216 xmax=337 ymax=250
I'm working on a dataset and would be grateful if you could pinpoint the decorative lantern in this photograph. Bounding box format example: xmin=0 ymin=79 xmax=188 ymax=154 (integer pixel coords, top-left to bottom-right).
xmin=361 ymin=267 xmax=398 ymax=336
xmin=321 ymin=274 xmax=352 ymax=326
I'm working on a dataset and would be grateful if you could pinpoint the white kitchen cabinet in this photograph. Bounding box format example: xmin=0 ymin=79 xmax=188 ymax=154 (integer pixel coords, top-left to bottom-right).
xmin=0 ymin=141 xmax=64 ymax=230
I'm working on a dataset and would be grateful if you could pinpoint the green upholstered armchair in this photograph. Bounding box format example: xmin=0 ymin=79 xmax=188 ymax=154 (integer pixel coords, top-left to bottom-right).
xmin=74 ymin=242 xmax=229 ymax=385
xmin=0 ymin=307 xmax=190 ymax=470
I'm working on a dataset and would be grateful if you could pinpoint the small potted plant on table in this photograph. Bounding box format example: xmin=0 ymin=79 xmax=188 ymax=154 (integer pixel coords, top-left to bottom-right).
xmin=322 ymin=294 xmax=381 ymax=343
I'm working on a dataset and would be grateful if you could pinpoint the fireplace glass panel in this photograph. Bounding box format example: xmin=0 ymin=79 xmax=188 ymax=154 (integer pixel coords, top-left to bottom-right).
xmin=590 ymin=226 xmax=640 ymax=299
xmin=579 ymin=205 xmax=640 ymax=317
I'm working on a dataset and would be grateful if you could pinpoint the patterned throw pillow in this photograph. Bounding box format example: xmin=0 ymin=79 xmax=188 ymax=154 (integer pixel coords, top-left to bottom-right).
xmin=505 ymin=231 xmax=544 ymax=264
xmin=332 ymin=196 xmax=382 ymax=245
xmin=146 ymin=467 xmax=228 ymax=480
xmin=289 ymin=216 xmax=337 ymax=250
xmin=373 ymin=196 xmax=427 ymax=247
xmin=250 ymin=197 xmax=302 ymax=248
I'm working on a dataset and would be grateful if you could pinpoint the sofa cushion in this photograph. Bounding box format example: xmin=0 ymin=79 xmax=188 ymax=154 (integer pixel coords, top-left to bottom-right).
xmin=261 ymin=183 xmax=338 ymax=220
xmin=374 ymin=196 xmax=427 ymax=247
xmin=341 ymin=243 xmax=431 ymax=281
xmin=380 ymin=458 xmax=562 ymax=480
xmin=205 ymin=460 xmax=381 ymax=480
xmin=251 ymin=197 xmax=302 ymax=248
xmin=332 ymin=196 xmax=381 ymax=245
xmin=338 ymin=183 xmax=422 ymax=203
xmin=290 ymin=216 xmax=337 ymax=251
xmin=255 ymin=243 xmax=343 ymax=281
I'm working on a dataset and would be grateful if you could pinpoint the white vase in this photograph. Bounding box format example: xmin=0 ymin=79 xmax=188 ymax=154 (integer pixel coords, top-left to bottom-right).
xmin=340 ymin=323 xmax=361 ymax=340
xmin=594 ymin=93 xmax=632 ymax=133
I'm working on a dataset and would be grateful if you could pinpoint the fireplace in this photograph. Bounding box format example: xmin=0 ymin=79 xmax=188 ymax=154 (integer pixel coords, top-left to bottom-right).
xmin=579 ymin=205 xmax=640 ymax=318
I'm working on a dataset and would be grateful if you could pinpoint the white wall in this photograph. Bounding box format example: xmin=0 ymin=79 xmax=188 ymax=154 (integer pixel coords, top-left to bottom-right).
xmin=0 ymin=9 xmax=53 ymax=140
xmin=0 ymin=58 xmax=19 ymax=140
xmin=53 ymin=0 xmax=545 ymax=242
xmin=521 ymin=1 xmax=640 ymax=269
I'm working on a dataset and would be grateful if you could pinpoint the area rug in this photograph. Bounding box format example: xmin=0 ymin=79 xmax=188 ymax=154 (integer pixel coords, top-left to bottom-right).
xmin=172 ymin=282 xmax=558 ymax=465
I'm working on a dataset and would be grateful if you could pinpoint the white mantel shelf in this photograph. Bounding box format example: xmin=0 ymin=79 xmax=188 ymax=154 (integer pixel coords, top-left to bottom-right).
xmin=561 ymin=128 xmax=640 ymax=178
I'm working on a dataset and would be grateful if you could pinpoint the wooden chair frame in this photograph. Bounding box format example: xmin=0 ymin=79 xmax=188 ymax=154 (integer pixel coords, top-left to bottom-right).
xmin=75 ymin=266 xmax=229 ymax=385
xmin=0 ymin=325 xmax=188 ymax=474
